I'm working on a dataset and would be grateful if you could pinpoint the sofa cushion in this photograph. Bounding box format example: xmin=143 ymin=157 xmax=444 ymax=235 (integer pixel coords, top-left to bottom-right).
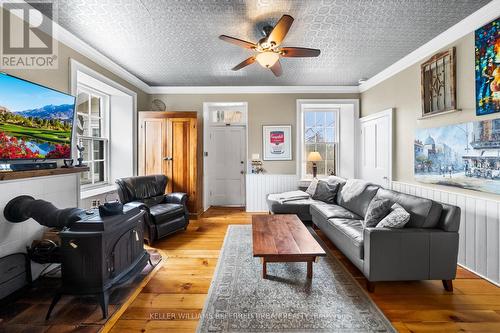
xmin=312 ymin=180 xmax=339 ymax=204
xmin=266 ymin=195 xmax=321 ymax=221
xmin=327 ymin=218 xmax=364 ymax=259
xmin=325 ymin=176 xmax=347 ymax=205
xmin=142 ymin=195 xmax=166 ymax=207
xmin=374 ymin=188 xmax=443 ymax=228
xmin=310 ymin=203 xmax=362 ymax=220
xmin=338 ymin=184 xmax=380 ymax=217
xmin=149 ymin=203 xmax=185 ymax=225
xmin=364 ymin=197 xmax=392 ymax=227
xmin=376 ymin=203 xmax=411 ymax=228
xmin=305 ymin=178 xmax=319 ymax=196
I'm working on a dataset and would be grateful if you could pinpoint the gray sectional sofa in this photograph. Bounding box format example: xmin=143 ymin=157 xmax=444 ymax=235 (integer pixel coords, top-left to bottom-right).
xmin=266 ymin=176 xmax=461 ymax=292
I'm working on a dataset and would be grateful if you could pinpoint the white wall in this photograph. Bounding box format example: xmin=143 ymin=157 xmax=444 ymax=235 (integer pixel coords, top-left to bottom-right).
xmin=0 ymin=174 xmax=79 ymax=278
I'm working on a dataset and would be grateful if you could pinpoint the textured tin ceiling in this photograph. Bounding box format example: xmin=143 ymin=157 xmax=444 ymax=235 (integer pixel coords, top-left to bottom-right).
xmin=55 ymin=0 xmax=490 ymax=86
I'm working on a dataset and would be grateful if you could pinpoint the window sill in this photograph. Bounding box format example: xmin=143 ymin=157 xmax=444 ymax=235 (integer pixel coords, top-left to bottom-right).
xmin=299 ymin=176 xmax=331 ymax=182
xmin=80 ymin=184 xmax=116 ymax=199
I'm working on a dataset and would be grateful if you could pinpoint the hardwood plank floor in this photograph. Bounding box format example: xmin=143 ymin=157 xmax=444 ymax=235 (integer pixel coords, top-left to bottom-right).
xmin=112 ymin=207 xmax=500 ymax=333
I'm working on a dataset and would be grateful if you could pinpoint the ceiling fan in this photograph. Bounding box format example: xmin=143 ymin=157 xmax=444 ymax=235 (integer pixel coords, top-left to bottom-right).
xmin=219 ymin=15 xmax=320 ymax=77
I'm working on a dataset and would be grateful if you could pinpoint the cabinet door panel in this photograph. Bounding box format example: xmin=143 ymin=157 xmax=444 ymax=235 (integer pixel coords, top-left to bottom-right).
xmin=139 ymin=119 xmax=165 ymax=176
xmin=166 ymin=117 xmax=197 ymax=212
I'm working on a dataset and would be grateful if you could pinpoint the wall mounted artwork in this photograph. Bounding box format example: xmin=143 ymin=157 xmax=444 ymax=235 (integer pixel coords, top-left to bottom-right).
xmin=420 ymin=47 xmax=456 ymax=117
xmin=414 ymin=118 xmax=500 ymax=195
xmin=475 ymin=17 xmax=500 ymax=116
xmin=262 ymin=125 xmax=292 ymax=161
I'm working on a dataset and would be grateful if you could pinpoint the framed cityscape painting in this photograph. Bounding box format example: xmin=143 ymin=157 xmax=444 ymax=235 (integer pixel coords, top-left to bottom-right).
xmin=475 ymin=17 xmax=500 ymax=116
xmin=414 ymin=119 xmax=500 ymax=195
xmin=262 ymin=125 xmax=292 ymax=161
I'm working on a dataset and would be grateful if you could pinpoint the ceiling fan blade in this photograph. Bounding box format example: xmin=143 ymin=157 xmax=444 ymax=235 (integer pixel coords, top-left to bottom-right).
xmin=269 ymin=60 xmax=283 ymax=77
xmin=232 ymin=56 xmax=256 ymax=71
xmin=219 ymin=35 xmax=256 ymax=49
xmin=281 ymin=47 xmax=321 ymax=57
xmin=267 ymin=15 xmax=294 ymax=46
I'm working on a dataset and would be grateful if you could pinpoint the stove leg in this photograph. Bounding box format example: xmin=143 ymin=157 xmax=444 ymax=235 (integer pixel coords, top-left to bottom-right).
xmin=98 ymin=292 xmax=109 ymax=319
xmin=46 ymin=293 xmax=62 ymax=320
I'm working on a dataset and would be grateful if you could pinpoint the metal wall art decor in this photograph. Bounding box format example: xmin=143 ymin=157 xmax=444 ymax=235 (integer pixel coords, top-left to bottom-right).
xmin=475 ymin=17 xmax=500 ymax=116
xmin=420 ymin=47 xmax=457 ymax=118
xmin=414 ymin=118 xmax=500 ymax=195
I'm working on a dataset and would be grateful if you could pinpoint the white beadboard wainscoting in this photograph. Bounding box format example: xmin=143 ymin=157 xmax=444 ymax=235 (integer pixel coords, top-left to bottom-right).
xmin=392 ymin=181 xmax=500 ymax=286
xmin=246 ymin=174 xmax=299 ymax=212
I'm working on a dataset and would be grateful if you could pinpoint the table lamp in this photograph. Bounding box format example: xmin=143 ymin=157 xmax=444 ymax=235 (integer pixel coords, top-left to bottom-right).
xmin=307 ymin=151 xmax=323 ymax=178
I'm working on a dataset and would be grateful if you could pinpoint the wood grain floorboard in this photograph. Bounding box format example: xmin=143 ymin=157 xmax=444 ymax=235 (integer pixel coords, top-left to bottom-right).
xmin=111 ymin=207 xmax=500 ymax=333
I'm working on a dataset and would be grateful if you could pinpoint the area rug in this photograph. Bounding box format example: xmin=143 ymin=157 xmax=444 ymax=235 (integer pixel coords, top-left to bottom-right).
xmin=197 ymin=225 xmax=395 ymax=333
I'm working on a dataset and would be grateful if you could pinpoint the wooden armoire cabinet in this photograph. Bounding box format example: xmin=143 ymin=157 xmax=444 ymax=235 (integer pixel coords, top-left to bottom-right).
xmin=138 ymin=112 xmax=200 ymax=214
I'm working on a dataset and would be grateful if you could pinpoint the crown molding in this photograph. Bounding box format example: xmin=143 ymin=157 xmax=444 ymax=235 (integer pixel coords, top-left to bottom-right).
xmin=148 ymin=85 xmax=360 ymax=94
xmin=359 ymin=0 xmax=500 ymax=93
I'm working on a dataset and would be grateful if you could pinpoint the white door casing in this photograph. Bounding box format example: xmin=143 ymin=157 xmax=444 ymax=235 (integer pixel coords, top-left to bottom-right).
xmin=359 ymin=108 xmax=393 ymax=187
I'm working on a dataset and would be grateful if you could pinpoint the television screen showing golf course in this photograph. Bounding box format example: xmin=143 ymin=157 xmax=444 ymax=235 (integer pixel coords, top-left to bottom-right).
xmin=0 ymin=73 xmax=75 ymax=160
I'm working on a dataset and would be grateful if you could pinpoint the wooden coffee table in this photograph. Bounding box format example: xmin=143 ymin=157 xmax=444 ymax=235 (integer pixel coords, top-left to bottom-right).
xmin=252 ymin=214 xmax=326 ymax=279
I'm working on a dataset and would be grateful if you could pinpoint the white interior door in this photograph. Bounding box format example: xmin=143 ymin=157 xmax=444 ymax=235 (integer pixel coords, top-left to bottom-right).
xmin=359 ymin=109 xmax=393 ymax=188
xmin=208 ymin=126 xmax=246 ymax=206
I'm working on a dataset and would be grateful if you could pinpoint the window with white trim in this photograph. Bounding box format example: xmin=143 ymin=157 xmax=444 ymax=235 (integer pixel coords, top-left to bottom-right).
xmin=75 ymin=86 xmax=109 ymax=187
xmin=299 ymin=108 xmax=338 ymax=179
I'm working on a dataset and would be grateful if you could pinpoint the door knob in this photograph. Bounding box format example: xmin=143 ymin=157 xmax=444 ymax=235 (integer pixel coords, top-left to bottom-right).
xmin=240 ymin=171 xmax=245 ymax=174
xmin=164 ymin=157 xmax=173 ymax=161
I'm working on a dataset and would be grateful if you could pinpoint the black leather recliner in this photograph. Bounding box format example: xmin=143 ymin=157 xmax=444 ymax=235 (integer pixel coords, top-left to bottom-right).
xmin=115 ymin=175 xmax=189 ymax=244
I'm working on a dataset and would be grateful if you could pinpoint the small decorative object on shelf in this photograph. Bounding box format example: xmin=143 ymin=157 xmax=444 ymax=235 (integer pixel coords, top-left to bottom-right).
xmin=76 ymin=145 xmax=86 ymax=167
xmin=61 ymin=159 xmax=74 ymax=168
xmin=251 ymin=153 xmax=264 ymax=174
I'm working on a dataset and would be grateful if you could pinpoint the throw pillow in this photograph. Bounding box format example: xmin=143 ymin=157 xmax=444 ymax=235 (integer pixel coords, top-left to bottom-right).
xmin=364 ymin=197 xmax=392 ymax=228
xmin=377 ymin=203 xmax=411 ymax=228
xmin=312 ymin=180 xmax=339 ymax=204
xmin=305 ymin=178 xmax=319 ymax=196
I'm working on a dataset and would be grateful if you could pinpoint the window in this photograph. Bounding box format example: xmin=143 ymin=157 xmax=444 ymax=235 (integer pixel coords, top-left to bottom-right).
xmin=207 ymin=103 xmax=248 ymax=126
xmin=299 ymin=108 xmax=338 ymax=179
xmin=76 ymin=86 xmax=109 ymax=187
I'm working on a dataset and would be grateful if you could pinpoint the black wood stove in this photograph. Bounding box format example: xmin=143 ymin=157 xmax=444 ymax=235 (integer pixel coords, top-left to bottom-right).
xmin=3 ymin=196 xmax=150 ymax=319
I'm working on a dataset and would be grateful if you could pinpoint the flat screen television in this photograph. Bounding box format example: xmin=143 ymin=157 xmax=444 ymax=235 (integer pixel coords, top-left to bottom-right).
xmin=0 ymin=73 xmax=76 ymax=160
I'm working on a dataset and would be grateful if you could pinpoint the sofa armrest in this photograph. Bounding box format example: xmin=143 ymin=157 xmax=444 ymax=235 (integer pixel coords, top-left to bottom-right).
xmin=363 ymin=227 xmax=459 ymax=282
xmin=165 ymin=192 xmax=188 ymax=206
xmin=124 ymin=201 xmax=150 ymax=214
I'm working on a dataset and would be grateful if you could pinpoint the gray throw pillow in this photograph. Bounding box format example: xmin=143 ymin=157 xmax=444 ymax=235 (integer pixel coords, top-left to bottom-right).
xmin=364 ymin=197 xmax=392 ymax=227
xmin=305 ymin=178 xmax=319 ymax=196
xmin=377 ymin=203 xmax=411 ymax=228
xmin=312 ymin=180 xmax=339 ymax=204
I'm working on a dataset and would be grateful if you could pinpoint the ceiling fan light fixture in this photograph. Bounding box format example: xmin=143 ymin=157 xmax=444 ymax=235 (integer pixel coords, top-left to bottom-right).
xmin=256 ymin=51 xmax=280 ymax=68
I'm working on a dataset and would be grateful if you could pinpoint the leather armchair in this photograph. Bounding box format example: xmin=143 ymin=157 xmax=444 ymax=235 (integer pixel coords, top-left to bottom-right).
xmin=115 ymin=175 xmax=189 ymax=244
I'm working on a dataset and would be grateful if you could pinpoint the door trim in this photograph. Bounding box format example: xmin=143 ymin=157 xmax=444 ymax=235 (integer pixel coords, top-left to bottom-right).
xmin=203 ymin=102 xmax=249 ymax=211
xmin=359 ymin=108 xmax=393 ymax=186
